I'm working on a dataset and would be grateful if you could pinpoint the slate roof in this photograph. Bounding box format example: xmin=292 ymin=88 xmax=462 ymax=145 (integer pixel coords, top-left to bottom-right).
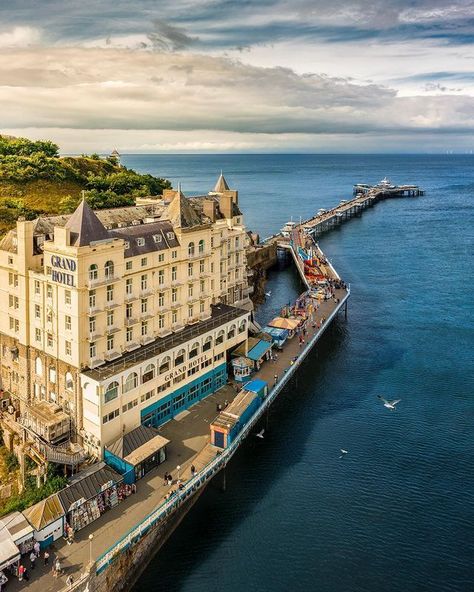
xmin=162 ymin=191 xmax=203 ymax=229
xmin=57 ymin=462 xmax=123 ymax=511
xmin=110 ymin=220 xmax=180 ymax=257
xmin=107 ymin=424 xmax=164 ymax=458
xmin=213 ymin=172 xmax=230 ymax=193
xmin=65 ymin=200 xmax=110 ymax=246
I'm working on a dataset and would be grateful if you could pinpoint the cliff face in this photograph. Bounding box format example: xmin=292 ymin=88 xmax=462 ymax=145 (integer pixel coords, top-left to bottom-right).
xmin=246 ymin=243 xmax=278 ymax=305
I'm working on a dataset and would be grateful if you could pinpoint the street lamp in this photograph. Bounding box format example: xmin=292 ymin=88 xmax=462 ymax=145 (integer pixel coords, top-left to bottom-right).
xmin=88 ymin=533 xmax=94 ymax=565
xmin=177 ymin=465 xmax=181 ymax=482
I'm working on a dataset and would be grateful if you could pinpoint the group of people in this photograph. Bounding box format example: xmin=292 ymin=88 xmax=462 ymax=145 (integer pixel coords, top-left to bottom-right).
xmin=215 ymin=400 xmax=229 ymax=413
xmin=17 ymin=544 xmax=62 ymax=584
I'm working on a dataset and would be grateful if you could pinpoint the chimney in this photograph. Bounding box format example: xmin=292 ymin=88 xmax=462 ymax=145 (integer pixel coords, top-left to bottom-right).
xmin=220 ymin=191 xmax=234 ymax=219
xmin=203 ymin=199 xmax=217 ymax=222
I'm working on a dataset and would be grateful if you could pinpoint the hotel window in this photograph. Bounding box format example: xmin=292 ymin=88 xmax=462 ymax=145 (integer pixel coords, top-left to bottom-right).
xmin=35 ymin=356 xmax=43 ymax=376
xmin=200 ymin=280 xmax=205 ymax=293
xmin=211 ymin=262 xmax=214 ymax=273
xmin=89 ymin=317 xmax=96 ymax=333
xmin=104 ymin=381 xmax=119 ymax=403
xmin=211 ymin=237 xmax=214 ymax=248
xmin=136 ymin=238 xmax=145 ymax=247
xmin=167 ymin=232 xmax=175 ymax=240
xmin=200 ymin=301 xmax=205 ymax=313
xmin=65 ymin=315 xmax=72 ymax=331
xmin=34 ymin=280 xmax=41 ymax=295
xmin=141 ymin=321 xmax=148 ymax=336
xmin=216 ymin=330 xmax=224 ymax=345
xmin=124 ymin=241 xmax=130 ymax=250
xmin=65 ymin=290 xmax=71 ymax=305
xmin=126 ymin=303 xmax=133 ymax=319
xmin=103 ymin=409 xmax=120 ymax=424
xmin=107 ymin=310 xmax=114 ymax=326
xmin=126 ymin=260 xmax=133 ymax=271
xmin=141 ymin=274 xmax=148 ymax=290
xmin=47 ymin=333 xmax=53 ymax=348
xmin=142 ymin=363 xmax=155 ymax=383
xmin=228 ymin=325 xmax=236 ymax=339
xmin=198 ymin=239 xmax=205 ymax=254
xmin=172 ymin=311 xmax=178 ymax=324
xmin=236 ymin=252 xmax=240 ymax=264
xmin=171 ymin=266 xmax=177 ymax=281
xmin=189 ymin=342 xmax=199 ymax=359
xmin=188 ymin=242 xmax=195 ymax=257
xmin=172 ymin=288 xmax=177 ymax=303
xmin=158 ymin=270 xmax=164 ymax=285
xmin=35 ymin=328 xmax=41 ymax=342
xmin=126 ymin=327 xmax=133 ymax=342
xmin=34 ymin=304 xmax=41 ymax=319
xmin=89 ymin=290 xmax=96 ymax=308
xmin=65 ymin=372 xmax=74 ymax=390
xmin=236 ymin=237 xmax=240 ymax=249
xmin=89 ymin=342 xmax=96 ymax=358
xmin=188 ymin=305 xmax=194 ymax=318
xmin=46 ymin=285 xmax=52 ymax=299
xmin=124 ymin=372 xmax=138 ymax=393
xmin=104 ymin=260 xmax=114 ymax=279
xmin=47 ymin=311 xmax=53 ymax=324
xmin=158 ymin=315 xmax=165 ymax=329
xmin=153 ymin=234 xmax=162 ymax=244
xmin=172 ymin=250 xmax=177 ymax=259
xmin=199 ymin=260 xmax=205 ymax=273
xmin=89 ymin=264 xmax=98 ymax=281
xmin=141 ymin=257 xmax=147 ymax=267
xmin=106 ymin=285 xmax=114 ymax=302
xmin=107 ymin=335 xmax=114 ymax=351
xmin=126 ymin=278 xmax=133 ymax=295
xmin=65 ymin=340 xmax=72 ymax=356
xmin=188 ymin=263 xmax=193 ymax=277
xmin=49 ymin=367 xmax=56 ymax=384
xmin=158 ymin=292 xmax=165 ymax=306
xmin=158 ymin=253 xmax=164 ymax=262
xmin=203 ymin=336 xmax=212 ymax=352
xmin=141 ymin=299 xmax=148 ymax=314
xmin=188 ymin=284 xmax=193 ymax=297
xmin=159 ymin=356 xmax=171 ymax=374
xmin=175 ymin=349 xmax=185 ymax=366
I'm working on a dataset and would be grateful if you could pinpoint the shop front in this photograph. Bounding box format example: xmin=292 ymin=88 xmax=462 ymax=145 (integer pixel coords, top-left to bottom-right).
xmin=23 ymin=494 xmax=65 ymax=548
xmin=57 ymin=463 xmax=129 ymax=533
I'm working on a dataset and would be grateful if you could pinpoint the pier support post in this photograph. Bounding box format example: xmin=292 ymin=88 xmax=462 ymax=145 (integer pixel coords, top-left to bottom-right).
xmin=344 ymin=300 xmax=348 ymax=320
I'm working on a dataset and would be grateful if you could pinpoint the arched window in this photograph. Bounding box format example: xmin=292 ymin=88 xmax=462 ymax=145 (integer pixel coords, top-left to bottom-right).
xmin=65 ymin=372 xmax=74 ymax=390
xmin=189 ymin=342 xmax=200 ymax=359
xmin=89 ymin=264 xmax=98 ymax=281
xmin=203 ymin=335 xmax=212 ymax=352
xmin=188 ymin=242 xmax=195 ymax=257
xmin=142 ymin=363 xmax=155 ymax=383
xmin=175 ymin=349 xmax=186 ymax=366
xmin=227 ymin=324 xmax=236 ymax=339
xmin=105 ymin=381 xmax=119 ymax=403
xmin=239 ymin=320 xmax=247 ymax=333
xmin=198 ymin=239 xmax=205 ymax=254
xmin=35 ymin=356 xmax=43 ymax=376
xmin=124 ymin=372 xmax=138 ymax=393
xmin=216 ymin=330 xmax=225 ymax=345
xmin=104 ymin=260 xmax=114 ymax=279
xmin=159 ymin=356 xmax=171 ymax=374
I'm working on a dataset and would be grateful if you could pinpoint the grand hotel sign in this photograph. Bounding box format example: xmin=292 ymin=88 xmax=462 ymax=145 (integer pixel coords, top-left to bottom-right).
xmin=50 ymin=255 xmax=76 ymax=287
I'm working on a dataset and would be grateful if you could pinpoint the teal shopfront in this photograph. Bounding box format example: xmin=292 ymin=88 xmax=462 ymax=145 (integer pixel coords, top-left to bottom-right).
xmin=141 ymin=362 xmax=227 ymax=429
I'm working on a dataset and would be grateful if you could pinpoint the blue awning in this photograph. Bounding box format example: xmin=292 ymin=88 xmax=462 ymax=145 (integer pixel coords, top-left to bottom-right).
xmin=245 ymin=378 xmax=268 ymax=393
xmin=246 ymin=339 xmax=273 ymax=361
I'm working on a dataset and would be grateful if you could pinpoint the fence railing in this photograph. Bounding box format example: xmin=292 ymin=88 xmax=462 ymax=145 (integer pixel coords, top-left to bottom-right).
xmin=95 ymin=282 xmax=350 ymax=576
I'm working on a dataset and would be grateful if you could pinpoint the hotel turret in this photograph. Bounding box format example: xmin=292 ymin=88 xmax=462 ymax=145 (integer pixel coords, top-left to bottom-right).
xmin=0 ymin=174 xmax=251 ymax=479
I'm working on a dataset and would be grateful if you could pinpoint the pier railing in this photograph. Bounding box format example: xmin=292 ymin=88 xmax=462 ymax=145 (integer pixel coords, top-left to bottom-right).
xmin=95 ymin=286 xmax=350 ymax=576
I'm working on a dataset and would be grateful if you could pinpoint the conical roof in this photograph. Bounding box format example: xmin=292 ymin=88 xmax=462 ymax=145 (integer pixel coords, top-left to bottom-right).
xmin=214 ymin=172 xmax=230 ymax=193
xmin=65 ymin=199 xmax=110 ymax=246
xmin=162 ymin=190 xmax=202 ymax=229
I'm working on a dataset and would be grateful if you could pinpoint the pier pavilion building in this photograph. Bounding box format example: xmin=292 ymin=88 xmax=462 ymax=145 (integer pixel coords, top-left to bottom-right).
xmin=0 ymin=174 xmax=251 ymax=477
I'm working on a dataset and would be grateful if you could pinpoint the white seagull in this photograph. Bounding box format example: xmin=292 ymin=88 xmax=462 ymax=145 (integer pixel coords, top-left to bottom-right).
xmin=265 ymin=291 xmax=272 ymax=298
xmin=255 ymin=429 xmax=265 ymax=439
xmin=339 ymin=449 xmax=348 ymax=459
xmin=378 ymin=395 xmax=401 ymax=411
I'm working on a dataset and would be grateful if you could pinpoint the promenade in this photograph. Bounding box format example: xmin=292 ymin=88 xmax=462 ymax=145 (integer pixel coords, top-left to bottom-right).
xmin=7 ymin=280 xmax=346 ymax=592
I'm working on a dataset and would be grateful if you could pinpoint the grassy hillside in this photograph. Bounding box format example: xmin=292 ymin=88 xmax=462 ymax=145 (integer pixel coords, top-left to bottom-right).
xmin=0 ymin=135 xmax=171 ymax=234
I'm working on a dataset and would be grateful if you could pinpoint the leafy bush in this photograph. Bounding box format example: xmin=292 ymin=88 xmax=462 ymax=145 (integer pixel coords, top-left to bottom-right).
xmin=0 ymin=475 xmax=68 ymax=516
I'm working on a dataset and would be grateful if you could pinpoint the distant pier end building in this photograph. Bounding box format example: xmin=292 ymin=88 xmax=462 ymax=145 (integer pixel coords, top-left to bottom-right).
xmin=0 ymin=174 xmax=252 ymax=477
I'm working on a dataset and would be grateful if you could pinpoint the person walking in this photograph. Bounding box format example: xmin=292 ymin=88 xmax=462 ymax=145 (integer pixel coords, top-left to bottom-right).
xmin=191 ymin=464 xmax=196 ymax=477
xmin=34 ymin=540 xmax=40 ymax=557
xmin=44 ymin=550 xmax=50 ymax=566
xmin=18 ymin=564 xmax=25 ymax=582
xmin=54 ymin=558 xmax=62 ymax=578
xmin=66 ymin=574 xmax=74 ymax=588
xmin=30 ymin=551 xmax=36 ymax=570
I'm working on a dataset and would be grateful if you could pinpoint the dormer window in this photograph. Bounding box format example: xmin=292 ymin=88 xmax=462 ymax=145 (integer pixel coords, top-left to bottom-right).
xmin=167 ymin=232 xmax=175 ymax=240
xmin=153 ymin=234 xmax=162 ymax=243
xmin=137 ymin=238 xmax=145 ymax=246
xmin=124 ymin=241 xmax=130 ymax=249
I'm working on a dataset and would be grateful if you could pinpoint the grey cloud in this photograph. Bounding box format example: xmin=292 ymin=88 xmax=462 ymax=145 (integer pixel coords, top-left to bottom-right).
xmin=147 ymin=19 xmax=198 ymax=51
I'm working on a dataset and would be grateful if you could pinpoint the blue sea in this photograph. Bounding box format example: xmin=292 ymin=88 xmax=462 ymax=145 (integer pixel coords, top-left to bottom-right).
xmin=126 ymin=155 xmax=474 ymax=592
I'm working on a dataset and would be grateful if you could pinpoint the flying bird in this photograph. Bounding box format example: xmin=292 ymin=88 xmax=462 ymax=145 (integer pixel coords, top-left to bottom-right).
xmin=377 ymin=395 xmax=401 ymax=410
xmin=339 ymin=449 xmax=348 ymax=459
xmin=265 ymin=291 xmax=272 ymax=298
xmin=255 ymin=429 xmax=265 ymax=439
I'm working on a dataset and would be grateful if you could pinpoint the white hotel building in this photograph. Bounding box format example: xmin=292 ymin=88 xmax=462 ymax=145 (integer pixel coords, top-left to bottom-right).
xmin=0 ymin=175 xmax=252 ymax=469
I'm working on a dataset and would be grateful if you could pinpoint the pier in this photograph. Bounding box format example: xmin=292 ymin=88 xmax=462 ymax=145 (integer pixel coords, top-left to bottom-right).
xmin=5 ymin=179 xmax=422 ymax=592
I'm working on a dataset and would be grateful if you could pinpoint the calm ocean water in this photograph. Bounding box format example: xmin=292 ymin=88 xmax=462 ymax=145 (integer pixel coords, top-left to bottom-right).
xmin=125 ymin=155 xmax=474 ymax=592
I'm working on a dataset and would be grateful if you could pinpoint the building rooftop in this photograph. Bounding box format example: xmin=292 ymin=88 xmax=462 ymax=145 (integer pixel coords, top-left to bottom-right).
xmin=83 ymin=303 xmax=249 ymax=381
xmin=65 ymin=199 xmax=110 ymax=246
xmin=107 ymin=424 xmax=169 ymax=463
xmin=110 ymin=220 xmax=180 ymax=256
xmin=23 ymin=494 xmax=65 ymax=531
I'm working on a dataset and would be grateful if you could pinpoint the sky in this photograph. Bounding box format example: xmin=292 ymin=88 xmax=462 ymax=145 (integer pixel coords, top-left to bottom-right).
xmin=1 ymin=0 xmax=474 ymax=153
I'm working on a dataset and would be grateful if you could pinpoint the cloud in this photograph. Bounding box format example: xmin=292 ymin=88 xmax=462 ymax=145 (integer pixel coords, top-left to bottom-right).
xmin=147 ymin=20 xmax=198 ymax=51
xmin=0 ymin=26 xmax=41 ymax=47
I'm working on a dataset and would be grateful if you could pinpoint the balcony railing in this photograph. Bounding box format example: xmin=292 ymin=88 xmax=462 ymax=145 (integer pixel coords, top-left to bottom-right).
xmin=87 ymin=274 xmax=119 ymax=288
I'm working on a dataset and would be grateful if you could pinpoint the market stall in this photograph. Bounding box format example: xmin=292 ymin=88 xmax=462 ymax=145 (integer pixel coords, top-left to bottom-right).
xmin=57 ymin=463 xmax=128 ymax=533
xmin=267 ymin=317 xmax=300 ymax=338
xmin=231 ymin=337 xmax=273 ymax=380
xmin=105 ymin=425 xmax=169 ymax=483
xmin=22 ymin=494 xmax=65 ymax=548
xmin=0 ymin=512 xmax=34 ymax=555
xmin=261 ymin=326 xmax=289 ymax=349
xmin=0 ymin=527 xmax=20 ymax=579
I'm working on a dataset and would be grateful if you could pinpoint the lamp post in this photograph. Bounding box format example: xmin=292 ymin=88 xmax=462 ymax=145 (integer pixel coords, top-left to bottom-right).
xmin=177 ymin=465 xmax=181 ymax=482
xmin=88 ymin=533 xmax=94 ymax=566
